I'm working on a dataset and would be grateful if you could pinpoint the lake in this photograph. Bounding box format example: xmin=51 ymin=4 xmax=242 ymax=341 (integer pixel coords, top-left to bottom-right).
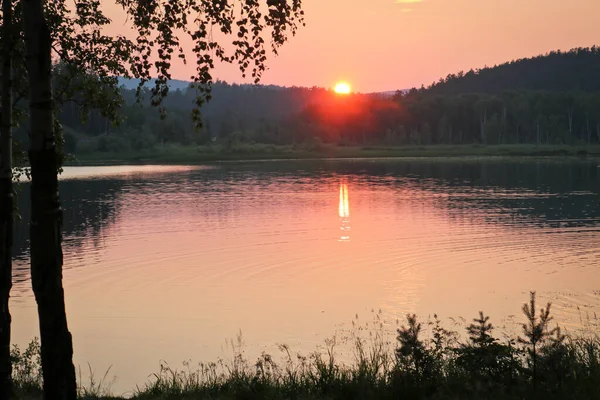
xmin=9 ymin=158 xmax=600 ymax=395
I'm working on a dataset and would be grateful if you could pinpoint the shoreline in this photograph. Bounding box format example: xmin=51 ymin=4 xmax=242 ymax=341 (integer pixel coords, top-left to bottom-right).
xmin=66 ymin=144 xmax=600 ymax=166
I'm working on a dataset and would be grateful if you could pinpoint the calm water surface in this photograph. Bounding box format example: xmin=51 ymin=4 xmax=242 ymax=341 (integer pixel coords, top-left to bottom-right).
xmin=10 ymin=159 xmax=600 ymax=394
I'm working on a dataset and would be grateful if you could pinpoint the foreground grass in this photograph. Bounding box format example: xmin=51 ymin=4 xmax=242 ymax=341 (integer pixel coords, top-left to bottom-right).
xmin=12 ymin=292 xmax=600 ymax=399
xmin=69 ymin=143 xmax=600 ymax=165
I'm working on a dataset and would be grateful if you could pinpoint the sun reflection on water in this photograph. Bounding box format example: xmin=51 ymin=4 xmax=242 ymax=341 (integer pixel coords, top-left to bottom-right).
xmin=338 ymin=181 xmax=350 ymax=241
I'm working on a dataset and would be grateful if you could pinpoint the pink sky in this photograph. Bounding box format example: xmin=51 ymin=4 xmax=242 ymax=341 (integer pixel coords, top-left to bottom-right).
xmin=108 ymin=0 xmax=599 ymax=92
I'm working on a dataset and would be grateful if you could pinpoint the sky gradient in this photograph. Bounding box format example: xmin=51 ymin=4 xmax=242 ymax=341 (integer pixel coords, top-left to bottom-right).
xmin=109 ymin=0 xmax=599 ymax=92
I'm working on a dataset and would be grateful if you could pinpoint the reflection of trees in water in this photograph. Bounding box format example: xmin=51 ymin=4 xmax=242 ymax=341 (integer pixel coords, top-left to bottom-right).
xmin=12 ymin=179 xmax=125 ymax=286
xmin=9 ymin=160 xmax=598 ymax=285
xmin=147 ymin=160 xmax=599 ymax=236
xmin=261 ymin=159 xmax=599 ymax=227
xmin=398 ymin=160 xmax=599 ymax=228
xmin=162 ymin=160 xmax=599 ymax=229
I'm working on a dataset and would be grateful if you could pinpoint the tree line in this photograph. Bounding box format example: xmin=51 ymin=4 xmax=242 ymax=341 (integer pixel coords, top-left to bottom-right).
xmin=54 ymin=86 xmax=600 ymax=154
xmin=424 ymin=47 xmax=600 ymax=95
xmin=303 ymin=89 xmax=600 ymax=146
xmin=42 ymin=46 xmax=600 ymax=154
xmin=42 ymin=81 xmax=330 ymax=153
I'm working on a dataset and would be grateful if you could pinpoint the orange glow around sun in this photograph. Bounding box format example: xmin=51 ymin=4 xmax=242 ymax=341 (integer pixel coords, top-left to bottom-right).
xmin=334 ymin=82 xmax=351 ymax=94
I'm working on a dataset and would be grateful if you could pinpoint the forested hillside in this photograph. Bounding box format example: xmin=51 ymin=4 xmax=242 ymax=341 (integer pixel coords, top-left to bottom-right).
xmin=424 ymin=47 xmax=600 ymax=95
xmin=34 ymin=46 xmax=600 ymax=156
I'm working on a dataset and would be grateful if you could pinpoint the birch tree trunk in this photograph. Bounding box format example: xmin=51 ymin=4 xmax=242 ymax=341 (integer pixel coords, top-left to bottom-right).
xmin=23 ymin=0 xmax=77 ymax=398
xmin=0 ymin=0 xmax=14 ymax=396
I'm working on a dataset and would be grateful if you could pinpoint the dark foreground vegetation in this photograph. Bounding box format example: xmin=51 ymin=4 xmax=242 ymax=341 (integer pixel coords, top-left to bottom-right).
xmin=11 ymin=292 xmax=600 ymax=399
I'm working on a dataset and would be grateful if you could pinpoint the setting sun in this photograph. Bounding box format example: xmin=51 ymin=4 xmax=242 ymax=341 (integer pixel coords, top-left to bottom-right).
xmin=334 ymin=82 xmax=351 ymax=94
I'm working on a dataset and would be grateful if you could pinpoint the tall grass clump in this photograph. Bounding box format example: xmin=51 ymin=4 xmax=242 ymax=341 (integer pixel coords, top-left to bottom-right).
xmin=10 ymin=337 xmax=43 ymax=397
xmin=11 ymin=291 xmax=600 ymax=399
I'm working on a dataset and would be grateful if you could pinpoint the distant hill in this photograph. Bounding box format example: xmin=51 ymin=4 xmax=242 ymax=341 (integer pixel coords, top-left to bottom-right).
xmin=115 ymin=79 xmax=402 ymax=129
xmin=368 ymin=90 xmax=405 ymax=98
xmin=118 ymin=77 xmax=192 ymax=91
xmin=423 ymin=46 xmax=600 ymax=95
xmin=118 ymin=77 xmax=401 ymax=97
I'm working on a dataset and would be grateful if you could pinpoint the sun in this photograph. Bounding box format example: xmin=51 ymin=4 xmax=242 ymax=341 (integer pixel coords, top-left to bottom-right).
xmin=334 ymin=82 xmax=351 ymax=94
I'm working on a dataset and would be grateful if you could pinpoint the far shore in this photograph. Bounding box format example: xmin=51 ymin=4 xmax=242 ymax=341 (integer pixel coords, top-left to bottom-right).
xmin=65 ymin=144 xmax=600 ymax=166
